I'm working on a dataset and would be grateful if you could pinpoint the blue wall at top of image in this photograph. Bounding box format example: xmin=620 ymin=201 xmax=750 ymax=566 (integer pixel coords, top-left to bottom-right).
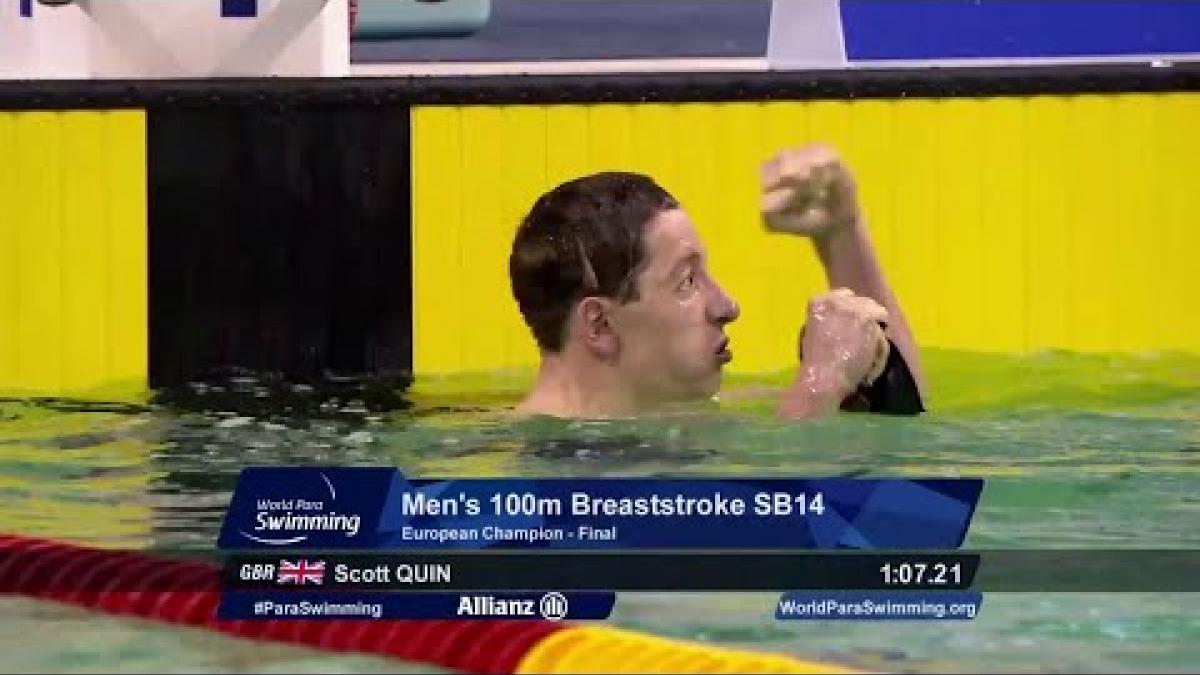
xmin=220 ymin=0 xmax=258 ymax=19
xmin=841 ymin=0 xmax=1200 ymax=60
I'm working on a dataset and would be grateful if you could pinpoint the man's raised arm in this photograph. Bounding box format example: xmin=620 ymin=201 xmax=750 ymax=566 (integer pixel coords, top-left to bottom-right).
xmin=761 ymin=144 xmax=926 ymax=418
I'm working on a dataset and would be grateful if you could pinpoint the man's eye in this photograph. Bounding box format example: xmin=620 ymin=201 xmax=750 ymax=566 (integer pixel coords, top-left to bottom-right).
xmin=679 ymin=272 xmax=696 ymax=290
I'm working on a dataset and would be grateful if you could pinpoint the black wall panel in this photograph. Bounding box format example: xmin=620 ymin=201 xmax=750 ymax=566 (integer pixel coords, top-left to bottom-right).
xmin=147 ymin=104 xmax=412 ymax=389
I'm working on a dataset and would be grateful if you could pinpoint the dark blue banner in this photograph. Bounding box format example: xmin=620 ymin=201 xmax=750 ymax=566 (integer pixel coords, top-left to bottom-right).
xmin=218 ymin=591 xmax=615 ymax=621
xmin=842 ymin=0 xmax=1200 ymax=61
xmin=217 ymin=468 xmax=982 ymax=551
xmin=220 ymin=0 xmax=257 ymax=18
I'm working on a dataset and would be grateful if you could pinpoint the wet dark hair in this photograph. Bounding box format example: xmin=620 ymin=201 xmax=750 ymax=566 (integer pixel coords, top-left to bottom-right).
xmin=509 ymin=172 xmax=680 ymax=352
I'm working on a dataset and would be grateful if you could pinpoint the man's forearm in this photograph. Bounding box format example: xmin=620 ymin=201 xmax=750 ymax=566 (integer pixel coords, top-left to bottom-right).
xmin=813 ymin=214 xmax=926 ymax=398
xmin=779 ymin=365 xmax=852 ymax=419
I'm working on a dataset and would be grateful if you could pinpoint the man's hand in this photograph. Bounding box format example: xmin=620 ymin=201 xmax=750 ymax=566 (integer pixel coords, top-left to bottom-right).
xmin=780 ymin=288 xmax=889 ymax=418
xmin=761 ymin=144 xmax=859 ymax=240
xmin=800 ymin=288 xmax=889 ymax=392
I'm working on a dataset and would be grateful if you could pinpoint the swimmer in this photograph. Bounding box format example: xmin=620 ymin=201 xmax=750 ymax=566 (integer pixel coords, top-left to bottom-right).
xmin=508 ymin=144 xmax=924 ymax=419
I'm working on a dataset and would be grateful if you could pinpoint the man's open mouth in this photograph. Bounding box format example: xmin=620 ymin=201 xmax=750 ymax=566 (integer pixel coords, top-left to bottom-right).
xmin=716 ymin=338 xmax=732 ymax=364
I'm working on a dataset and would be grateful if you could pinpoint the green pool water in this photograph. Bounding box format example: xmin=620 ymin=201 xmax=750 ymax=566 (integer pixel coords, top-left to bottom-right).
xmin=1 ymin=349 xmax=1198 ymax=673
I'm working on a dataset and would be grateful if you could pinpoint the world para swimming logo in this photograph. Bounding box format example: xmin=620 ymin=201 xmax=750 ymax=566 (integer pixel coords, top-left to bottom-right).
xmin=237 ymin=471 xmax=363 ymax=546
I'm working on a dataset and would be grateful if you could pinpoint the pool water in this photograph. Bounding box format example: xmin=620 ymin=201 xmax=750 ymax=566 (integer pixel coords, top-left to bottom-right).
xmin=1 ymin=349 xmax=1198 ymax=673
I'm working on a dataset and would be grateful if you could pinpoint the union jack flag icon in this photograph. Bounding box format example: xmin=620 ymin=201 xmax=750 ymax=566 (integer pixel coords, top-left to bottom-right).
xmin=277 ymin=559 xmax=325 ymax=585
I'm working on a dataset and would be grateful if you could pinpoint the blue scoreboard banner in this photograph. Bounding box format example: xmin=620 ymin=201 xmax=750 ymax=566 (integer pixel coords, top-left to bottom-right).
xmin=217 ymin=467 xmax=982 ymax=551
xmin=218 ymin=591 xmax=617 ymax=621
xmin=840 ymin=0 xmax=1200 ymax=62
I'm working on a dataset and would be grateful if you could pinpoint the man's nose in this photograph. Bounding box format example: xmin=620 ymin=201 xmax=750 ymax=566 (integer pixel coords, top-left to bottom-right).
xmin=709 ymin=284 xmax=740 ymax=325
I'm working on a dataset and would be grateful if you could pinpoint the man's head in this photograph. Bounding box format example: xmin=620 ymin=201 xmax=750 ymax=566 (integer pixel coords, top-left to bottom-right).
xmin=509 ymin=172 xmax=739 ymax=406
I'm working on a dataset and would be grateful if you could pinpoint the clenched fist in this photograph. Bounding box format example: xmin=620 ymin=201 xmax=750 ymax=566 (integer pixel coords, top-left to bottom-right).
xmin=799 ymin=288 xmax=889 ymax=395
xmin=761 ymin=144 xmax=859 ymax=239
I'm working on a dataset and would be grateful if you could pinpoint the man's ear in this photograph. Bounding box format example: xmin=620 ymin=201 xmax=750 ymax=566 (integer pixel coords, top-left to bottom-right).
xmin=576 ymin=296 xmax=619 ymax=358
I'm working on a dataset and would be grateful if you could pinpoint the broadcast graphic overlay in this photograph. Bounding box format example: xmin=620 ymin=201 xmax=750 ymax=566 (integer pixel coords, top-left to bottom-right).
xmin=215 ymin=467 xmax=987 ymax=622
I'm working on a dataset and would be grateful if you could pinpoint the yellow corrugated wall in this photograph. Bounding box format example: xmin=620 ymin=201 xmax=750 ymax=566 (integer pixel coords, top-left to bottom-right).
xmin=411 ymin=93 xmax=1200 ymax=377
xmin=0 ymin=110 xmax=147 ymax=399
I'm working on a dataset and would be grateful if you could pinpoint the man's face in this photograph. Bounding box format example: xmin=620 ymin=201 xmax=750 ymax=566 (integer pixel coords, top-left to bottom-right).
xmin=606 ymin=209 xmax=740 ymax=404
